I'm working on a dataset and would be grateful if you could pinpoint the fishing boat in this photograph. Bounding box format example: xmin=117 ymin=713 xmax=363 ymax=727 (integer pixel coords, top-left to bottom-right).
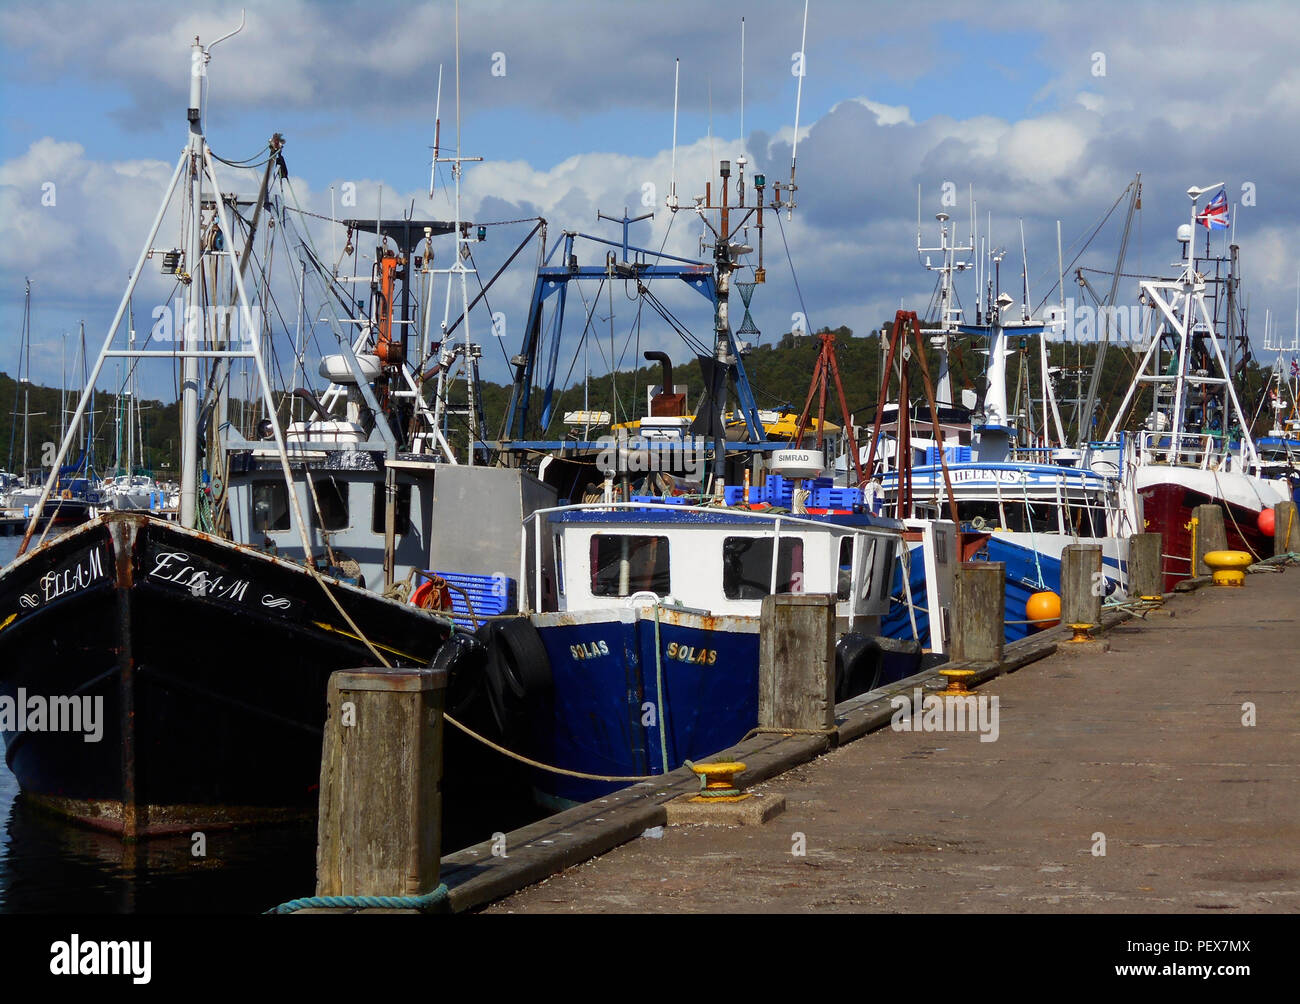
xmin=857 ymin=202 xmax=1131 ymax=646
xmin=507 ymin=496 xmax=904 ymax=808
xmin=1102 ymin=185 xmax=1292 ymax=589
xmin=0 ymin=23 xmax=509 ymax=837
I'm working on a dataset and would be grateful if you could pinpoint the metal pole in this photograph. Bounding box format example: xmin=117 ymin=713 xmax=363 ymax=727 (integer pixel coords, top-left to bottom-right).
xmin=179 ymin=37 xmax=205 ymax=528
xmin=18 ymin=151 xmax=188 ymax=555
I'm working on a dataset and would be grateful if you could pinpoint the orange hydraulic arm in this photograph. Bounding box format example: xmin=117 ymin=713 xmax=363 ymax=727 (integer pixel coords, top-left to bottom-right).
xmin=375 ymin=250 xmax=405 ymax=366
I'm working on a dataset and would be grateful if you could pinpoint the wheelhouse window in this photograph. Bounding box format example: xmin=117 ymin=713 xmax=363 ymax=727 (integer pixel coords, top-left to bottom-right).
xmin=252 ymin=482 xmax=290 ymax=532
xmin=371 ymin=483 xmax=412 ymax=535
xmin=859 ymin=538 xmax=878 ymax=601
xmin=935 ymin=527 xmax=950 ymax=564
xmin=836 ymin=537 xmax=853 ymax=600
xmin=315 ymin=477 xmax=349 ymax=530
xmin=590 ymin=534 xmax=670 ymax=597
xmin=723 ymin=536 xmax=804 ymax=600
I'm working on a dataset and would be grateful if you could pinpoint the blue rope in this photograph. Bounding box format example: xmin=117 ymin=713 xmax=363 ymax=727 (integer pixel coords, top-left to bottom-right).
xmin=266 ymin=882 xmax=450 ymax=914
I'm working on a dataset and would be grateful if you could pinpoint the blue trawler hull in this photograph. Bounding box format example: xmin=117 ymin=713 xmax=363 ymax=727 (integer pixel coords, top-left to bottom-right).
xmin=530 ymin=606 xmax=760 ymax=807
xmin=883 ymin=533 xmax=1125 ymax=648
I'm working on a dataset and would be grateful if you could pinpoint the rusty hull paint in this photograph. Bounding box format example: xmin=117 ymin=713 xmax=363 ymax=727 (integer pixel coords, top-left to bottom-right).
xmin=24 ymin=792 xmax=312 ymax=837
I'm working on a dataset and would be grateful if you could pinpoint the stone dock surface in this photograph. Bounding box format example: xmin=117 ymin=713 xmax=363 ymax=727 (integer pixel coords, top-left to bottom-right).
xmin=485 ymin=569 xmax=1300 ymax=913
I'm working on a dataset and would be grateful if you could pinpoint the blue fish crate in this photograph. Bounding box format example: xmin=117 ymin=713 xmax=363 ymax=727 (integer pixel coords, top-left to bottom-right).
xmin=925 ymin=445 xmax=972 ymax=465
xmin=630 ymin=494 xmax=689 ymax=506
xmin=764 ymin=474 xmax=794 ymax=506
xmin=722 ymin=485 xmax=765 ymax=505
xmin=812 ymin=486 xmax=863 ymax=509
xmin=428 ymin=571 xmax=516 ymax=627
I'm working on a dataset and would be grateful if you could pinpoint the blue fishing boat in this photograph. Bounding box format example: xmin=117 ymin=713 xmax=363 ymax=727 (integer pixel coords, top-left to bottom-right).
xmin=509 ymin=500 xmax=904 ymax=807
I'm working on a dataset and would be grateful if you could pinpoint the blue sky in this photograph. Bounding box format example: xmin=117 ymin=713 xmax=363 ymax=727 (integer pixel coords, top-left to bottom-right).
xmin=2 ymin=0 xmax=1298 ymax=406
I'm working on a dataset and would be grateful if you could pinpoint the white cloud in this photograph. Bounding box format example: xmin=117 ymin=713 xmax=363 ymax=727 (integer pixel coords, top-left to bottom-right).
xmin=3 ymin=0 xmax=1299 ymax=395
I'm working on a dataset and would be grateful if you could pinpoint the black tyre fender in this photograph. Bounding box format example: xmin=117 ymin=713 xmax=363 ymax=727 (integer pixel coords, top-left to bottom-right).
xmin=431 ymin=631 xmax=489 ymax=717
xmin=476 ymin=618 xmax=552 ymax=741
xmin=835 ymin=632 xmax=884 ymax=702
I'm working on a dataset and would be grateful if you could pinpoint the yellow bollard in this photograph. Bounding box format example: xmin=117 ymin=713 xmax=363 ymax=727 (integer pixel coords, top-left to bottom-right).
xmin=1068 ymin=622 xmax=1094 ymax=643
xmin=937 ymin=667 xmax=976 ymax=697
xmin=688 ymin=761 xmax=751 ymax=803
xmin=1202 ymin=550 xmax=1251 ymax=587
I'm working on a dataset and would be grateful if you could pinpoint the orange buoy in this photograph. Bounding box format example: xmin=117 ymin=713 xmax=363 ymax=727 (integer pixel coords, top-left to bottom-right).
xmin=1025 ymin=590 xmax=1061 ymax=630
xmin=411 ymin=576 xmax=453 ymax=611
xmin=1258 ymin=508 xmax=1275 ymax=537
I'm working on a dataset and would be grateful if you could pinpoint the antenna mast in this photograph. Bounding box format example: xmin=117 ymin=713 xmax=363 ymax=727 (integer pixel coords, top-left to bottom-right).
xmin=787 ymin=0 xmax=809 ymax=220
xmin=917 ymin=188 xmax=975 ymax=406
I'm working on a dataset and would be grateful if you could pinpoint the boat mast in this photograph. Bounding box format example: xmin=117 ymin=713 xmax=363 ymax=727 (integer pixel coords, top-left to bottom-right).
xmin=917 ymin=193 xmax=975 ymax=407
xmin=1077 ymin=174 xmax=1140 ymax=446
xmin=177 ymin=32 xmax=208 ymax=527
xmin=22 ymin=279 xmax=31 ymax=484
xmin=430 ymin=0 xmax=485 ymax=465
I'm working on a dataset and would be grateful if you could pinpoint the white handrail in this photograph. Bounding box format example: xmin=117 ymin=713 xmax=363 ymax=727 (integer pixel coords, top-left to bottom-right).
xmin=521 ymin=500 xmax=903 ymax=537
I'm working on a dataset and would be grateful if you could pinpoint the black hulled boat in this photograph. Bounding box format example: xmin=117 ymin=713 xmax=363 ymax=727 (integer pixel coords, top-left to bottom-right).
xmin=0 ymin=511 xmax=455 ymax=837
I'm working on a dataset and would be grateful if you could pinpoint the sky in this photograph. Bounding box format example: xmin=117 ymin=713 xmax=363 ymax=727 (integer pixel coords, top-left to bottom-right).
xmin=1 ymin=0 xmax=1299 ymax=409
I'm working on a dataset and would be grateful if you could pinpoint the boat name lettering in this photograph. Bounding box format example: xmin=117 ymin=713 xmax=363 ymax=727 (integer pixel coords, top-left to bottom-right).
xmin=39 ymin=549 xmax=105 ymax=603
xmin=262 ymin=595 xmax=291 ymax=609
xmin=949 ymin=469 xmax=1025 ymax=484
xmin=666 ymin=642 xmax=716 ymax=665
xmin=149 ymin=551 xmax=251 ymax=602
xmin=570 ymin=640 xmax=610 ymax=660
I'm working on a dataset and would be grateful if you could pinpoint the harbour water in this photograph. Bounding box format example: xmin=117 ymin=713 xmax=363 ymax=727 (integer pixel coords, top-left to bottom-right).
xmin=0 ymin=535 xmax=317 ymax=913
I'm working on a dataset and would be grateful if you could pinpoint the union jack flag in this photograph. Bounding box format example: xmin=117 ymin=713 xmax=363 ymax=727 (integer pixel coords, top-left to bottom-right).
xmin=1197 ymin=189 xmax=1230 ymax=230
xmin=1292 ymin=357 xmax=1299 ymax=378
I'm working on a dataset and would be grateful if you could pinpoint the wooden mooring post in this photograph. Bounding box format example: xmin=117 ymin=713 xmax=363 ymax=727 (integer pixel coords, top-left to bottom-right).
xmin=759 ymin=593 xmax=836 ymax=731
xmin=951 ymin=561 xmax=1004 ymax=665
xmin=1062 ymin=544 xmax=1103 ymax=627
xmin=316 ymin=667 xmax=446 ymax=899
xmin=1127 ymin=532 xmax=1164 ymax=598
xmin=1275 ymin=500 xmax=1299 ymax=556
xmin=1192 ymin=504 xmax=1228 ymax=576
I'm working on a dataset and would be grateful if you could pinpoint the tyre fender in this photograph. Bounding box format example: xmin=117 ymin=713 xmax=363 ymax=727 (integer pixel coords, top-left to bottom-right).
xmin=476 ymin=618 xmax=552 ymax=743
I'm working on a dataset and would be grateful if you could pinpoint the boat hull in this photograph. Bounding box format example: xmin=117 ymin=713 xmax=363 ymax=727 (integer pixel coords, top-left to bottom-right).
xmin=0 ymin=512 xmax=456 ymax=837
xmin=884 ymin=532 xmax=1125 ymax=646
xmin=529 ymin=600 xmax=921 ymax=809
xmin=1136 ymin=470 xmax=1285 ymax=591
xmin=529 ymin=606 xmax=761 ymax=806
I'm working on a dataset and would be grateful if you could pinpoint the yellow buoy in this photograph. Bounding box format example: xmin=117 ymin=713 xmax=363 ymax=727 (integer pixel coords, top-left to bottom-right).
xmin=1025 ymin=590 xmax=1061 ymax=629
xmin=1202 ymin=550 xmax=1251 ymax=587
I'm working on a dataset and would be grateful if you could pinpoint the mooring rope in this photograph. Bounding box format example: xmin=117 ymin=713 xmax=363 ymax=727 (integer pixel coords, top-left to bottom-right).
xmin=267 ymin=883 xmax=450 ymax=915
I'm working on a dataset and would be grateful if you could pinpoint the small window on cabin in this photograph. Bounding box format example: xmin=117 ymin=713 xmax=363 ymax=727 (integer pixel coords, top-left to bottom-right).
xmin=252 ymin=482 xmax=290 ymax=532
xmin=315 ymin=477 xmax=349 ymax=530
xmin=371 ymin=483 xmax=412 ymax=535
xmin=723 ymin=536 xmax=804 ymax=600
xmin=590 ymin=534 xmax=671 ymax=597
xmin=935 ymin=528 xmax=949 ymax=564
xmin=859 ymin=539 xmax=878 ymax=601
xmin=555 ymin=534 xmax=565 ymax=597
xmin=1070 ymin=505 xmax=1098 ymax=538
xmin=836 ymin=537 xmax=853 ymax=600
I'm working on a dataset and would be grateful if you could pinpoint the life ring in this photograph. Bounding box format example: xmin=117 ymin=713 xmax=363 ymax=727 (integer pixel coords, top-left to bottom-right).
xmin=970 ymin=514 xmax=987 ymax=531
xmin=411 ymin=575 xmax=453 ymax=612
